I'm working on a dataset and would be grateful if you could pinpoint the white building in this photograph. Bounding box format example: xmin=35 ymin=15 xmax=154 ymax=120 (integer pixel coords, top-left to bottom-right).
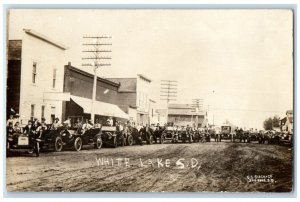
xmin=7 ymin=29 xmax=68 ymax=125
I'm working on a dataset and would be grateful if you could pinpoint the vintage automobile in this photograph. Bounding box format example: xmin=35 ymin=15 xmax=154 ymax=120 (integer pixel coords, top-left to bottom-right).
xmin=176 ymin=127 xmax=193 ymax=143
xmin=57 ymin=127 xmax=103 ymax=151
xmin=38 ymin=126 xmax=65 ymax=152
xmin=279 ymin=133 xmax=292 ymax=147
xmin=139 ymin=126 xmax=154 ymax=144
xmin=7 ymin=131 xmax=41 ymax=157
xmin=161 ymin=126 xmax=176 ymax=144
xmin=130 ymin=127 xmax=143 ymax=145
xmin=101 ymin=125 xmax=125 ymax=148
xmin=123 ymin=126 xmax=134 ymax=146
xmin=153 ymin=125 xmax=165 ymax=144
xmin=248 ymin=132 xmax=259 ymax=143
xmin=220 ymin=125 xmax=233 ymax=141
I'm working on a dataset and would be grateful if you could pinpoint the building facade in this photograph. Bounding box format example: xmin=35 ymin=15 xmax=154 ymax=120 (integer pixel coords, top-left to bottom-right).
xmin=107 ymin=74 xmax=153 ymax=126
xmin=62 ymin=63 xmax=128 ymax=124
xmin=7 ymin=29 xmax=68 ymax=125
xmin=280 ymin=110 xmax=293 ymax=134
xmin=167 ymin=103 xmax=208 ymax=127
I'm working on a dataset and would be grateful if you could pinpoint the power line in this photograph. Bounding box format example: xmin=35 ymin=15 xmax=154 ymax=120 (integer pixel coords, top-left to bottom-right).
xmin=82 ymin=35 xmax=112 ymax=123
xmin=160 ymin=80 xmax=178 ymax=103
xmin=208 ymin=106 xmax=287 ymax=114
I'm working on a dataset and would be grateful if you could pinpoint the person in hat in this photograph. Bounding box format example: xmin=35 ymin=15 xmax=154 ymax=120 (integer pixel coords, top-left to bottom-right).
xmin=13 ymin=121 xmax=22 ymax=133
xmin=24 ymin=120 xmax=34 ymax=134
xmin=107 ymin=117 xmax=113 ymax=126
xmin=33 ymin=117 xmax=40 ymax=128
xmin=94 ymin=119 xmax=102 ymax=129
xmin=63 ymin=117 xmax=72 ymax=129
xmin=51 ymin=118 xmax=62 ymax=130
xmin=7 ymin=122 xmax=14 ymax=136
xmin=82 ymin=119 xmax=92 ymax=132
xmin=6 ymin=114 xmax=14 ymax=127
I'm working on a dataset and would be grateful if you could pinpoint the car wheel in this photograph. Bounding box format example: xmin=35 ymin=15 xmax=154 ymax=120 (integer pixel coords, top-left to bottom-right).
xmin=54 ymin=136 xmax=63 ymax=152
xmin=94 ymin=136 xmax=102 ymax=149
xmin=73 ymin=137 xmax=82 ymax=151
xmin=127 ymin=135 xmax=133 ymax=146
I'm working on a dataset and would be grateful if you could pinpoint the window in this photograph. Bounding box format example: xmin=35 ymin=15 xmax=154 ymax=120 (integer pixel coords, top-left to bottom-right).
xmin=30 ymin=104 xmax=35 ymax=120
xmin=52 ymin=68 xmax=57 ymax=88
xmin=32 ymin=62 xmax=37 ymax=83
xmin=41 ymin=105 xmax=45 ymax=119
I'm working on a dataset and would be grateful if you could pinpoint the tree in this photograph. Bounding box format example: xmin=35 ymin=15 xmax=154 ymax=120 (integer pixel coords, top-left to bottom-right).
xmin=263 ymin=115 xmax=281 ymax=130
xmin=263 ymin=117 xmax=273 ymax=130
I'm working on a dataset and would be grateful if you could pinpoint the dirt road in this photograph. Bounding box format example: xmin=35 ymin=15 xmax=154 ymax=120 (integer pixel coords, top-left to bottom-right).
xmin=6 ymin=142 xmax=293 ymax=192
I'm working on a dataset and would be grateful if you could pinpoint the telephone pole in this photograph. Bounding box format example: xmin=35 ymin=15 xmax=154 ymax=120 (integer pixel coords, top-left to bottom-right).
xmin=160 ymin=80 xmax=177 ymax=124
xmin=82 ymin=35 xmax=112 ymax=123
xmin=192 ymin=98 xmax=204 ymax=127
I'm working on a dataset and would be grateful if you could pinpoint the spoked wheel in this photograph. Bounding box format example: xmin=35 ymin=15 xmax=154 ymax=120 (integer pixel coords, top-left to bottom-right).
xmin=127 ymin=135 xmax=133 ymax=146
xmin=54 ymin=136 xmax=63 ymax=152
xmin=73 ymin=137 xmax=83 ymax=151
xmin=94 ymin=136 xmax=102 ymax=149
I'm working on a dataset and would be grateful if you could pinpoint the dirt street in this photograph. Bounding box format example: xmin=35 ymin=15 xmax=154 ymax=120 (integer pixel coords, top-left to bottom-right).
xmin=6 ymin=142 xmax=292 ymax=192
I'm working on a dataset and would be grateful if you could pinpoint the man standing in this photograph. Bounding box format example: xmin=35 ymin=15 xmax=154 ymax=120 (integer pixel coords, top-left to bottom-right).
xmin=107 ymin=117 xmax=113 ymax=126
xmin=6 ymin=114 xmax=14 ymax=126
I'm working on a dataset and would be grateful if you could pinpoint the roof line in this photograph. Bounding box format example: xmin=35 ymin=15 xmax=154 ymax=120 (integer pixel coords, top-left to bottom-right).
xmin=65 ymin=64 xmax=120 ymax=87
xmin=23 ymin=29 xmax=68 ymax=50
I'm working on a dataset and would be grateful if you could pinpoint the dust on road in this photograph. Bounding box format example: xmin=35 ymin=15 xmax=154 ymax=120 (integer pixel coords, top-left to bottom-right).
xmin=6 ymin=142 xmax=293 ymax=192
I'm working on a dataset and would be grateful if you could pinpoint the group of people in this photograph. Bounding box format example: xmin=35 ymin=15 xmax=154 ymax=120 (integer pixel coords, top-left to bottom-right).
xmin=6 ymin=114 xmax=53 ymax=136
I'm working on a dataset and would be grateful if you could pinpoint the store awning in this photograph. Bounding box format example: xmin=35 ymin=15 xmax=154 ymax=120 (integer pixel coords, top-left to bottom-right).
xmin=70 ymin=95 xmax=129 ymax=119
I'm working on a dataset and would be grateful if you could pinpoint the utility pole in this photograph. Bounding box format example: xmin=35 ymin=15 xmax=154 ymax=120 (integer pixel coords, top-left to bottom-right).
xmin=192 ymin=98 xmax=203 ymax=127
xmin=82 ymin=35 xmax=112 ymax=123
xmin=160 ymin=80 xmax=177 ymax=124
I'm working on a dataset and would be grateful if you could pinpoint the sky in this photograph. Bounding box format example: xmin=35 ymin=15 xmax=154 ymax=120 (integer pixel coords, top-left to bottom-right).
xmin=8 ymin=9 xmax=293 ymax=129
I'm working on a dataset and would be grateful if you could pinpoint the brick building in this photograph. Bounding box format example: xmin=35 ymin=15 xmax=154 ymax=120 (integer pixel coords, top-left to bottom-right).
xmin=62 ymin=63 xmax=128 ymax=124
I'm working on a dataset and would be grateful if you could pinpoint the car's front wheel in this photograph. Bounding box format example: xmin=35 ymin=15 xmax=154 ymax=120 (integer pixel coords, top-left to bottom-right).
xmin=94 ymin=136 xmax=102 ymax=149
xmin=54 ymin=136 xmax=63 ymax=152
xmin=73 ymin=137 xmax=82 ymax=151
xmin=127 ymin=134 xmax=133 ymax=146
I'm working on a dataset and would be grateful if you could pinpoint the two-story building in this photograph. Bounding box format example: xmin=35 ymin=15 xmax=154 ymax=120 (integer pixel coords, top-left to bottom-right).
xmin=107 ymin=74 xmax=153 ymax=126
xmin=7 ymin=29 xmax=69 ymax=125
xmin=62 ymin=63 xmax=128 ymax=124
xmin=167 ymin=103 xmax=208 ymax=127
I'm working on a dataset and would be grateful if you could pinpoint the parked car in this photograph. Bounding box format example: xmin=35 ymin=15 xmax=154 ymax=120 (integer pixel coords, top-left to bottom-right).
xmin=139 ymin=126 xmax=154 ymax=144
xmin=101 ymin=125 xmax=125 ymax=148
xmin=161 ymin=126 xmax=175 ymax=144
xmin=177 ymin=126 xmax=193 ymax=143
xmin=7 ymin=131 xmax=41 ymax=157
xmin=50 ymin=126 xmax=103 ymax=151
